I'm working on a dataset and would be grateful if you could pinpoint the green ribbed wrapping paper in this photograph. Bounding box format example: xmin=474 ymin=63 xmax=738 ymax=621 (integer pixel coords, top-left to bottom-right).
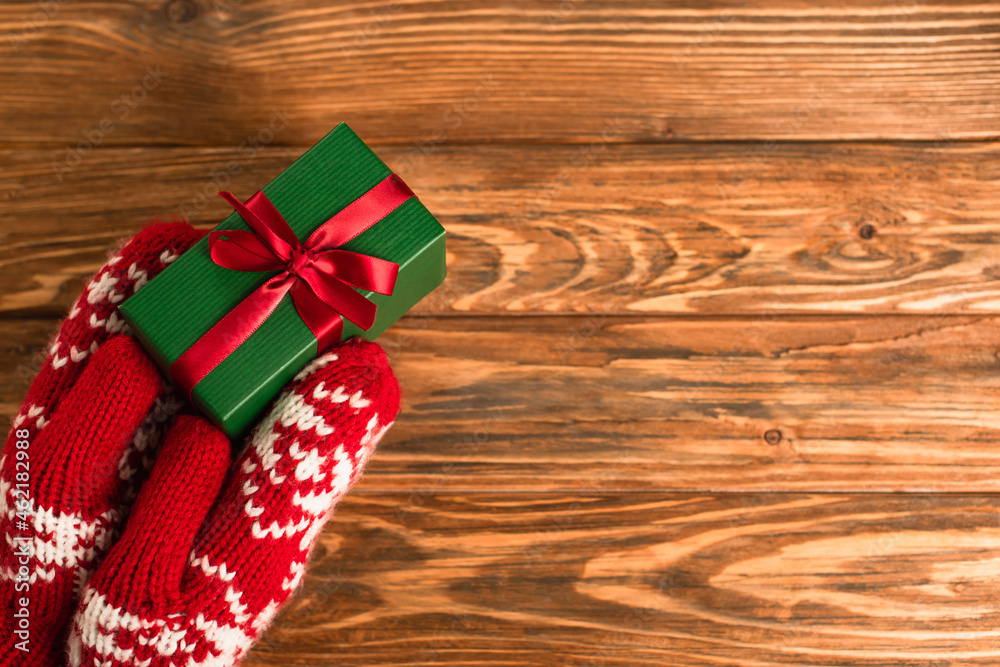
xmin=120 ymin=123 xmax=447 ymax=439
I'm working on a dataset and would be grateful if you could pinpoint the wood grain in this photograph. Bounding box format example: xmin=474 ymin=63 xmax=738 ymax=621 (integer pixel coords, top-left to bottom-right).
xmin=4 ymin=2 xmax=999 ymax=662
xmin=5 ymin=142 xmax=1000 ymax=318
xmin=1 ymin=0 xmax=998 ymax=146
xmin=5 ymin=313 xmax=1000 ymax=493
xmin=240 ymin=492 xmax=1000 ymax=666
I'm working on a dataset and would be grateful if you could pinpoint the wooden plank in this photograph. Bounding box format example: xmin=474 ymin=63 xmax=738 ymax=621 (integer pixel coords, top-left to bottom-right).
xmin=5 ymin=314 xmax=1000 ymax=493
xmin=5 ymin=142 xmax=1000 ymax=318
xmin=1 ymin=0 xmax=998 ymax=146
xmin=242 ymin=492 xmax=1000 ymax=666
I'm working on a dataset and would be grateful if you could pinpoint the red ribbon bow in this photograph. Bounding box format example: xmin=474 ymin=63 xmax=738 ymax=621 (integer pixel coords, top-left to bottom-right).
xmin=170 ymin=174 xmax=413 ymax=397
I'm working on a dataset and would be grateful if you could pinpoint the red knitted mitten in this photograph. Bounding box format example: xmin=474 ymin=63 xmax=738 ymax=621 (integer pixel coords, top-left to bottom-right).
xmin=0 ymin=223 xmax=204 ymax=666
xmin=67 ymin=338 xmax=400 ymax=666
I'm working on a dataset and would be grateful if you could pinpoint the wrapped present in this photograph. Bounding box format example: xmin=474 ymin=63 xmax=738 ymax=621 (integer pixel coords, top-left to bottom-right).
xmin=120 ymin=123 xmax=447 ymax=438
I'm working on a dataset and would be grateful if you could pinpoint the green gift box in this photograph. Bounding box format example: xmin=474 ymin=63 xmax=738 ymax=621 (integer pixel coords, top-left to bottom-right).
xmin=120 ymin=123 xmax=447 ymax=439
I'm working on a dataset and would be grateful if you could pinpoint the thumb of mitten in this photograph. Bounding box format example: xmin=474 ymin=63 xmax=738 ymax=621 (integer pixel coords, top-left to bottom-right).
xmin=89 ymin=415 xmax=230 ymax=613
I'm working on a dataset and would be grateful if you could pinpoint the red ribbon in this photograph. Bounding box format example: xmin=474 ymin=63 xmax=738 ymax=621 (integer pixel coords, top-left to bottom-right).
xmin=170 ymin=174 xmax=413 ymax=397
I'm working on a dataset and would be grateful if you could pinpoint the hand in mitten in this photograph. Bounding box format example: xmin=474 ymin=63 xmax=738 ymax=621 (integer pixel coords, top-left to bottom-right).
xmin=67 ymin=338 xmax=400 ymax=666
xmin=0 ymin=223 xmax=204 ymax=666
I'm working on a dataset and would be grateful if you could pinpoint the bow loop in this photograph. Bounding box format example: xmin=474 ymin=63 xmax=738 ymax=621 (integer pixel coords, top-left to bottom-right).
xmin=311 ymin=249 xmax=399 ymax=295
xmin=294 ymin=268 xmax=380 ymax=333
xmin=218 ymin=191 xmax=299 ymax=261
xmin=209 ymin=230 xmax=287 ymax=273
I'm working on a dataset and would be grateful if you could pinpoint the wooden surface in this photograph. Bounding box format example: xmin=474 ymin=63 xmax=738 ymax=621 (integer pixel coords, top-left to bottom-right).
xmin=3 ymin=1 xmax=1000 ymax=665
